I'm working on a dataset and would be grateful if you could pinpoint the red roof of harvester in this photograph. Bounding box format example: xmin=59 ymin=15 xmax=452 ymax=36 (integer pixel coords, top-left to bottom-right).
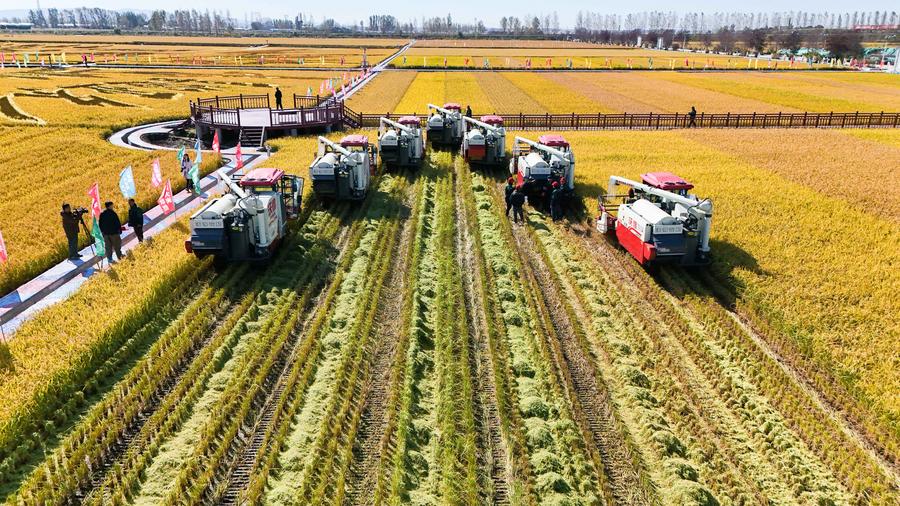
xmin=240 ymin=168 xmax=284 ymax=186
xmin=641 ymin=172 xmax=694 ymax=191
xmin=481 ymin=115 xmax=504 ymax=126
xmin=539 ymin=134 xmax=569 ymax=148
xmin=399 ymin=116 xmax=420 ymax=126
xmin=340 ymin=134 xmax=369 ymax=147
xmin=443 ymin=102 xmax=461 ymax=110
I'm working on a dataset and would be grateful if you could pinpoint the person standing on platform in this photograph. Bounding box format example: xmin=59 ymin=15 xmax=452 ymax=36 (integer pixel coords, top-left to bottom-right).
xmin=274 ymin=87 xmax=283 ymax=109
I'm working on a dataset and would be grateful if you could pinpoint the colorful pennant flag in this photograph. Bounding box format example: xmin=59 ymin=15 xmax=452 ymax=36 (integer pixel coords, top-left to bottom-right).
xmin=151 ymin=158 xmax=162 ymax=188
xmin=91 ymin=218 xmax=105 ymax=258
xmin=235 ymin=143 xmax=243 ymax=169
xmin=118 ymin=166 xmax=136 ymax=199
xmin=87 ymin=183 xmax=102 ymax=218
xmin=194 ymin=139 xmax=202 ymax=164
xmin=212 ymin=131 xmax=220 ymax=154
xmin=0 ymin=229 xmax=7 ymax=264
xmin=158 ymin=180 xmax=175 ymax=214
xmin=176 ymin=146 xmax=185 ymax=165
xmin=188 ymin=163 xmax=200 ymax=192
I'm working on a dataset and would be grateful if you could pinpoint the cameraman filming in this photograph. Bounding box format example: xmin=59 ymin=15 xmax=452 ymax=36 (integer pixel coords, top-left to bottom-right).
xmin=61 ymin=203 xmax=87 ymax=260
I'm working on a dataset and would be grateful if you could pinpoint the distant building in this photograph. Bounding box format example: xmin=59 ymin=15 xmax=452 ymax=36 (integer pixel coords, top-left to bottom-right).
xmin=0 ymin=22 xmax=32 ymax=30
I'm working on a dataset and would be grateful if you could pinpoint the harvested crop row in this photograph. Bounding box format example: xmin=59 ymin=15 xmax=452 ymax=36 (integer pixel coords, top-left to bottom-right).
xmin=466 ymin=169 xmax=602 ymax=505
xmin=259 ymin=173 xmax=410 ymax=503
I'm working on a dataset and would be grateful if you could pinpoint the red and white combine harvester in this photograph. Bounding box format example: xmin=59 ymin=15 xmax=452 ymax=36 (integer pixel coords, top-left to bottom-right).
xmin=597 ymin=172 xmax=712 ymax=266
xmin=377 ymin=116 xmax=424 ymax=169
xmin=187 ymin=168 xmax=304 ymax=263
xmin=509 ymin=135 xmax=575 ymax=202
xmin=309 ymin=135 xmax=377 ymax=201
xmin=462 ymin=115 xmax=506 ymax=166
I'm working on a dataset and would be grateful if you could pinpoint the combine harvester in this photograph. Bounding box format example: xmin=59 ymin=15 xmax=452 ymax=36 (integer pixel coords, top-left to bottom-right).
xmin=309 ymin=135 xmax=377 ymax=201
xmin=378 ymin=116 xmax=424 ymax=169
xmin=187 ymin=168 xmax=304 ymax=263
xmin=509 ymin=134 xmax=575 ymax=204
xmin=426 ymin=103 xmax=465 ymax=149
xmin=596 ymin=172 xmax=713 ymax=266
xmin=462 ymin=115 xmax=506 ymax=166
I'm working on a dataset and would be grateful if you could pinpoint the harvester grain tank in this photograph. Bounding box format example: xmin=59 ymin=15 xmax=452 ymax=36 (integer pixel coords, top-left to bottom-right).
xmin=378 ymin=116 xmax=424 ymax=169
xmin=509 ymin=135 xmax=575 ymax=203
xmin=426 ymin=103 xmax=465 ymax=148
xmin=596 ymin=172 xmax=712 ymax=266
xmin=462 ymin=115 xmax=506 ymax=166
xmin=309 ymin=135 xmax=377 ymax=200
xmin=187 ymin=167 xmax=304 ymax=262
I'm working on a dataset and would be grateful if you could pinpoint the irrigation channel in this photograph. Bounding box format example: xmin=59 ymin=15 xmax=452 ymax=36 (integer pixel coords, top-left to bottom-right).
xmin=4 ymin=150 xmax=899 ymax=505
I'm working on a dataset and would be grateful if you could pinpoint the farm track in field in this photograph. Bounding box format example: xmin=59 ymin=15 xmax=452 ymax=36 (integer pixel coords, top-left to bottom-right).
xmin=559 ymin=222 xmax=897 ymax=503
xmin=342 ymin=174 xmax=417 ymax=506
xmin=503 ymin=210 xmax=655 ymax=505
xmin=455 ymin=165 xmax=511 ymax=505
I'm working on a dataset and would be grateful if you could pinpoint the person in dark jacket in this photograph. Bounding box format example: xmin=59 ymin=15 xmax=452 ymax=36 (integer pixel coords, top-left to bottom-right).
xmin=98 ymin=202 xmax=123 ymax=263
xmin=549 ymin=181 xmax=563 ymax=221
xmin=61 ymin=203 xmax=82 ymax=260
xmin=504 ymin=177 xmax=516 ymax=217
xmin=274 ymin=87 xmax=283 ymax=109
xmin=127 ymin=198 xmax=145 ymax=243
xmin=688 ymin=106 xmax=697 ymax=127
xmin=465 ymin=105 xmax=472 ymax=118
xmin=510 ymin=185 xmax=526 ymax=224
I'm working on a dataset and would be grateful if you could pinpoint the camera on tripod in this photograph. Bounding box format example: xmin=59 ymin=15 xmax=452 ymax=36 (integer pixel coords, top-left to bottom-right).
xmin=72 ymin=207 xmax=88 ymax=218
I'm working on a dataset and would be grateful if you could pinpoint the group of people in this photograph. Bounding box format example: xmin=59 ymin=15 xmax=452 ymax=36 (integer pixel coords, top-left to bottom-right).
xmin=61 ymin=199 xmax=145 ymax=264
xmin=503 ymin=177 xmax=567 ymax=224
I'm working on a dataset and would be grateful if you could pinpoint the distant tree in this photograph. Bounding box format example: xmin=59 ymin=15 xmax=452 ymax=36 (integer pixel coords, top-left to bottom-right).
xmin=779 ymin=30 xmax=802 ymax=51
xmin=700 ymin=30 xmax=713 ymax=49
xmin=743 ymin=28 xmax=769 ymax=53
xmin=826 ymin=30 xmax=863 ymax=59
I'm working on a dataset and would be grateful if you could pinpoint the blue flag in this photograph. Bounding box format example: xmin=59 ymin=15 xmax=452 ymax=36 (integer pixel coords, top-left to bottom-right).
xmin=188 ymin=163 xmax=201 ymax=192
xmin=194 ymin=139 xmax=203 ymax=164
xmin=118 ymin=165 xmax=136 ymax=198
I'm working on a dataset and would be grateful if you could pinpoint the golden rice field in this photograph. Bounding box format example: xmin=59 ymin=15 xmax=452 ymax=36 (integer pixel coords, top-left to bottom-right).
xmin=0 ymin=42 xmax=898 ymax=506
xmin=390 ymin=47 xmax=833 ymax=69
xmin=349 ymin=70 xmax=900 ymax=114
xmin=1 ymin=34 xmax=402 ymax=67
xmin=0 ymin=67 xmax=339 ymax=294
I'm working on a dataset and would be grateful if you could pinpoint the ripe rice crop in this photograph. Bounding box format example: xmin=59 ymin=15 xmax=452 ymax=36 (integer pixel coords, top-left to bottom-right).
xmin=345 ymin=70 xmax=416 ymax=113
xmin=392 ymin=71 xmax=494 ymax=113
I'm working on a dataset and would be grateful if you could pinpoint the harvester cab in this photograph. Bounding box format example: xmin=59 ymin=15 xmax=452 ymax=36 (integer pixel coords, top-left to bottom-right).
xmin=187 ymin=168 xmax=304 ymax=263
xmin=378 ymin=116 xmax=424 ymax=169
xmin=462 ymin=115 xmax=506 ymax=166
xmin=509 ymin=135 xmax=575 ymax=203
xmin=309 ymin=135 xmax=376 ymax=201
xmin=596 ymin=172 xmax=712 ymax=266
xmin=426 ymin=103 xmax=465 ymax=149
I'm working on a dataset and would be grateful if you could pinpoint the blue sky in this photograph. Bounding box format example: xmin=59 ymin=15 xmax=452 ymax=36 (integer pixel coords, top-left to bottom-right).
xmin=7 ymin=1 xmax=898 ymax=27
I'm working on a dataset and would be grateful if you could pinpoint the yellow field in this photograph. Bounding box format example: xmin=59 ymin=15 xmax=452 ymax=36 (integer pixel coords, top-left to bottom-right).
xmin=345 ymin=71 xmax=416 ymax=113
xmin=391 ymin=47 xmax=832 ymax=69
xmin=372 ymin=70 xmax=900 ymax=114
xmin=512 ymin=128 xmax=900 ymax=428
xmin=0 ymin=67 xmax=336 ymax=294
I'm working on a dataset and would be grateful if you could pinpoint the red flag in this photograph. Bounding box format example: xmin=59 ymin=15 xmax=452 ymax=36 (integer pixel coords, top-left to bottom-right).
xmin=151 ymin=158 xmax=162 ymax=188
xmin=158 ymin=180 xmax=175 ymax=214
xmin=87 ymin=182 xmax=102 ymax=218
xmin=235 ymin=143 xmax=243 ymax=169
xmin=212 ymin=131 xmax=220 ymax=154
xmin=0 ymin=229 xmax=7 ymax=264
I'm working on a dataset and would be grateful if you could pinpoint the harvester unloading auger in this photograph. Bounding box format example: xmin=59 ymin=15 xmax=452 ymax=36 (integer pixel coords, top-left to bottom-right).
xmin=378 ymin=116 xmax=424 ymax=169
xmin=426 ymin=103 xmax=465 ymax=149
xmin=462 ymin=115 xmax=506 ymax=166
xmin=597 ymin=172 xmax=713 ymax=266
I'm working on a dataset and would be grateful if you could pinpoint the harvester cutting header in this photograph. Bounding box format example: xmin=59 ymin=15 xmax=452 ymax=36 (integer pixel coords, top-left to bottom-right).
xmin=426 ymin=103 xmax=465 ymax=149
xmin=510 ymin=135 xmax=575 ymax=205
xmin=462 ymin=115 xmax=506 ymax=166
xmin=597 ymin=172 xmax=713 ymax=266
xmin=378 ymin=116 xmax=424 ymax=169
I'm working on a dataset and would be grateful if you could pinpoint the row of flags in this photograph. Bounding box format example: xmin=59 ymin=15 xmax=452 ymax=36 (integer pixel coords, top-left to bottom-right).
xmin=0 ymin=51 xmax=359 ymax=68
xmin=0 ymin=139 xmax=242 ymax=265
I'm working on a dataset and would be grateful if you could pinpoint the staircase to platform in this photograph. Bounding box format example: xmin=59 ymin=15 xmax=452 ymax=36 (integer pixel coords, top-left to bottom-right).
xmin=240 ymin=126 xmax=266 ymax=147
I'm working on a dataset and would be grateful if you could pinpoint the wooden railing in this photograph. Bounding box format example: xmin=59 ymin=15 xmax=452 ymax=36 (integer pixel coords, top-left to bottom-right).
xmin=358 ymin=111 xmax=900 ymax=130
xmin=270 ymin=103 xmax=345 ymax=128
xmin=190 ymin=103 xmax=240 ymax=127
xmin=196 ymin=94 xmax=270 ymax=110
xmin=293 ymin=94 xmax=325 ymax=109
